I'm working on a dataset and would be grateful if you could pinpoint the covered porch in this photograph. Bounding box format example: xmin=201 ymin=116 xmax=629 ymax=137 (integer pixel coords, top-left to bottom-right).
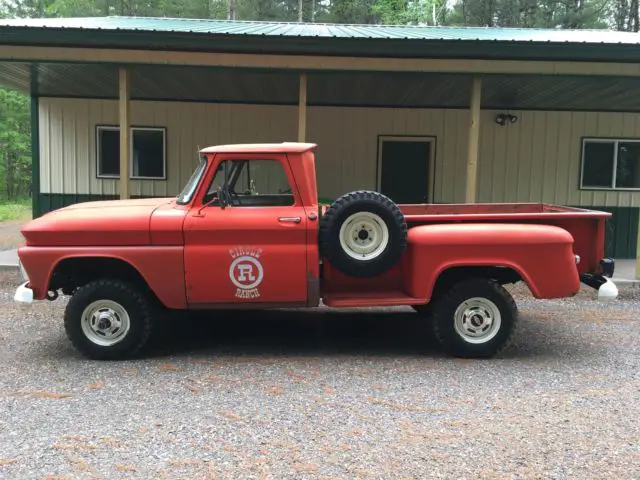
xmin=1 ymin=16 xmax=640 ymax=272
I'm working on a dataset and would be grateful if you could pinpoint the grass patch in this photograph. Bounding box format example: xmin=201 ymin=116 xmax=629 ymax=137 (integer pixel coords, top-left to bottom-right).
xmin=0 ymin=199 xmax=31 ymax=222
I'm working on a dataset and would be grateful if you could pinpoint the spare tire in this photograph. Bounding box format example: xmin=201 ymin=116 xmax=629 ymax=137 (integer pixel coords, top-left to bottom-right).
xmin=319 ymin=190 xmax=408 ymax=278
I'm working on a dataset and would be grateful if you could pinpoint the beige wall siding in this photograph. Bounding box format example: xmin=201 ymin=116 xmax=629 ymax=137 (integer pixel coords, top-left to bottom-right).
xmin=39 ymin=98 xmax=640 ymax=207
xmin=477 ymin=110 xmax=640 ymax=206
xmin=39 ymin=98 xmax=297 ymax=197
xmin=307 ymin=107 xmax=468 ymax=201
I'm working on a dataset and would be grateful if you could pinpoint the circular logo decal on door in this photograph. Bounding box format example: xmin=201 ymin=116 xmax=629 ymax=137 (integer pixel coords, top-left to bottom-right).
xmin=229 ymin=247 xmax=264 ymax=299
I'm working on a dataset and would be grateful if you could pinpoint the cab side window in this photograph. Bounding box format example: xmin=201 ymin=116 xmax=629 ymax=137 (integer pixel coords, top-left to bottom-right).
xmin=203 ymin=159 xmax=295 ymax=207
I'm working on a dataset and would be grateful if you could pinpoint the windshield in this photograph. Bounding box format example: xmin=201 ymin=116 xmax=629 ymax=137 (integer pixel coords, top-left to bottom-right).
xmin=176 ymin=156 xmax=208 ymax=205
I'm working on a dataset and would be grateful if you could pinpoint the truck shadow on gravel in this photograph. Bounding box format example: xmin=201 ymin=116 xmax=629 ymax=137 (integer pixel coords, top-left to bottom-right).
xmin=148 ymin=308 xmax=441 ymax=358
xmin=137 ymin=308 xmax=581 ymax=361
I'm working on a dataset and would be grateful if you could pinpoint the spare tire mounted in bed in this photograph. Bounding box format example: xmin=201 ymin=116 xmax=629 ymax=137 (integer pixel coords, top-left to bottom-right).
xmin=319 ymin=191 xmax=408 ymax=278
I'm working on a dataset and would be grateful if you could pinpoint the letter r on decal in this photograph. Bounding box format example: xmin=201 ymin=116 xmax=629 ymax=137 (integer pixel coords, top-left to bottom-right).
xmin=237 ymin=264 xmax=256 ymax=282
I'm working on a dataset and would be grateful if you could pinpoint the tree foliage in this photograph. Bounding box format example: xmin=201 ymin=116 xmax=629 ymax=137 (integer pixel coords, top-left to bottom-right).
xmin=0 ymin=0 xmax=636 ymax=201
xmin=0 ymin=88 xmax=31 ymax=200
xmin=1 ymin=0 xmax=633 ymax=27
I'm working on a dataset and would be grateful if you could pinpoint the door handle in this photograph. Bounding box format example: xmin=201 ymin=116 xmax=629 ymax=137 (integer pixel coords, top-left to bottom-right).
xmin=278 ymin=217 xmax=301 ymax=224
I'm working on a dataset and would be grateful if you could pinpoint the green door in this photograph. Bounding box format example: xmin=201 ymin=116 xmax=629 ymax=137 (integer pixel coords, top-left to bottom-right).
xmin=595 ymin=206 xmax=638 ymax=259
xmin=379 ymin=139 xmax=431 ymax=204
xmin=567 ymin=205 xmax=638 ymax=259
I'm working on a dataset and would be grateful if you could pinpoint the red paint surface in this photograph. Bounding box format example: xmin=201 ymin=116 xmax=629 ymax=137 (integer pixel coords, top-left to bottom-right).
xmin=150 ymin=202 xmax=188 ymax=246
xmin=18 ymin=245 xmax=186 ymax=308
xmin=321 ymin=222 xmax=581 ymax=307
xmin=404 ymin=223 xmax=580 ymax=300
xmin=400 ymin=205 xmax=609 ymax=276
xmin=17 ymin=142 xmax=610 ymax=310
xmin=183 ymin=206 xmax=310 ymax=304
xmin=21 ymin=197 xmax=175 ymax=247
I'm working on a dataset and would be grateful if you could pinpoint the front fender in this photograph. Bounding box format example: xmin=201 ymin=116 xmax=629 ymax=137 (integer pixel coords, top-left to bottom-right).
xmin=17 ymin=246 xmax=186 ymax=309
xmin=403 ymin=223 xmax=580 ymax=301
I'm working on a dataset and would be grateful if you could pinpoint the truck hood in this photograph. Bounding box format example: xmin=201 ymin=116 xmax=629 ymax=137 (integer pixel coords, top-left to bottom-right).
xmin=21 ymin=198 xmax=177 ymax=247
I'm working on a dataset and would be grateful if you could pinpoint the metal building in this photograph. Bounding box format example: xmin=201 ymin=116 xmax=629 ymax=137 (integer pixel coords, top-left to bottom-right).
xmin=1 ymin=16 xmax=640 ymax=266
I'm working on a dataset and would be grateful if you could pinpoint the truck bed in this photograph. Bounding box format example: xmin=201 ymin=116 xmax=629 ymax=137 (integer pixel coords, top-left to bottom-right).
xmin=320 ymin=202 xmax=612 ymax=307
xmin=399 ymin=202 xmax=609 ymax=223
xmin=396 ymin=202 xmax=611 ymax=276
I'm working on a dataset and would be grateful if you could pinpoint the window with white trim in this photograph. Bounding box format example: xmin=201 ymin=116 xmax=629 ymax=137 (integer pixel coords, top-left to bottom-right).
xmin=581 ymin=138 xmax=640 ymax=190
xmin=97 ymin=126 xmax=166 ymax=180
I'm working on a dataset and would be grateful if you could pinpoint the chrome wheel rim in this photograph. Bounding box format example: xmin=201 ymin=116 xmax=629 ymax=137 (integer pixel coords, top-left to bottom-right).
xmin=80 ymin=299 xmax=131 ymax=347
xmin=339 ymin=211 xmax=389 ymax=261
xmin=453 ymin=297 xmax=502 ymax=344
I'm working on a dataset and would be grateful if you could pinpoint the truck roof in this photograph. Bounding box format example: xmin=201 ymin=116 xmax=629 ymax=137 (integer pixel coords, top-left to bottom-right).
xmin=199 ymin=142 xmax=317 ymax=154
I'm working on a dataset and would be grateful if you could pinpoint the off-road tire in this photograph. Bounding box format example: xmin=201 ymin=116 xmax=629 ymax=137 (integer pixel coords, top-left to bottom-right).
xmin=319 ymin=190 xmax=407 ymax=278
xmin=431 ymin=278 xmax=518 ymax=358
xmin=64 ymin=279 xmax=154 ymax=360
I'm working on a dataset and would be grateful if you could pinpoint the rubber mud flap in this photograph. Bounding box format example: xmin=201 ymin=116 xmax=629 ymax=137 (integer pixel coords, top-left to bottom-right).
xmin=318 ymin=190 xmax=407 ymax=278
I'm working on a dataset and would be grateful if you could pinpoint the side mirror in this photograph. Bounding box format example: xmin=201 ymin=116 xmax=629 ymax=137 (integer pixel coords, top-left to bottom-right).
xmin=217 ymin=185 xmax=230 ymax=209
xmin=197 ymin=186 xmax=228 ymax=215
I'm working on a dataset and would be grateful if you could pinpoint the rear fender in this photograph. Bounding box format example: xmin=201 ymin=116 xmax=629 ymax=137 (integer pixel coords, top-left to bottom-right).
xmin=403 ymin=223 xmax=580 ymax=301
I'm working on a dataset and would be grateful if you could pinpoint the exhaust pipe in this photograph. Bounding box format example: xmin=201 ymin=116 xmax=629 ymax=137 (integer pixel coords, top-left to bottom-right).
xmin=580 ymin=273 xmax=618 ymax=300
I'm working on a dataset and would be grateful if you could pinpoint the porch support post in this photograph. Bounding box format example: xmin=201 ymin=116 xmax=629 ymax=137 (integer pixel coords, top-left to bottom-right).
xmin=118 ymin=67 xmax=131 ymax=199
xmin=298 ymin=72 xmax=307 ymax=142
xmin=465 ymin=76 xmax=482 ymax=203
xmin=29 ymin=64 xmax=40 ymax=218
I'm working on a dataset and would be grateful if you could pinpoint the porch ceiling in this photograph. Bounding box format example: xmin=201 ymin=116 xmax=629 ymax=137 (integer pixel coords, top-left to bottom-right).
xmin=1 ymin=62 xmax=639 ymax=112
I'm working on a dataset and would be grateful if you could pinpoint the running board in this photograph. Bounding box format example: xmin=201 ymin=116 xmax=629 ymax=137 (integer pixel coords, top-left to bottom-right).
xmin=322 ymin=291 xmax=421 ymax=308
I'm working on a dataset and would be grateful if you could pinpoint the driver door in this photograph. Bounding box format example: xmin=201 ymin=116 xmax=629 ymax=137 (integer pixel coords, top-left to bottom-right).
xmin=183 ymin=153 xmax=309 ymax=306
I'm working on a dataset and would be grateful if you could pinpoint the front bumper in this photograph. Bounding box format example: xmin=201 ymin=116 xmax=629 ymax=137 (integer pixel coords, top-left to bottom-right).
xmin=14 ymin=259 xmax=34 ymax=303
xmin=14 ymin=282 xmax=34 ymax=303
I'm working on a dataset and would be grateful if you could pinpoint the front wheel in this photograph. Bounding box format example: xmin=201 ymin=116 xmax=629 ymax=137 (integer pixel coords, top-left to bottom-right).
xmin=431 ymin=279 xmax=518 ymax=358
xmin=64 ymin=279 xmax=154 ymax=360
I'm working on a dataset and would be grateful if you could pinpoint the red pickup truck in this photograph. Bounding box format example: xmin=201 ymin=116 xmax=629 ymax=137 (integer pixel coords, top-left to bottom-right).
xmin=14 ymin=142 xmax=617 ymax=360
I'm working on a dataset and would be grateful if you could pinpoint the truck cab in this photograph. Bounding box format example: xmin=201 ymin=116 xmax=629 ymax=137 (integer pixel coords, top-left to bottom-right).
xmin=177 ymin=143 xmax=321 ymax=307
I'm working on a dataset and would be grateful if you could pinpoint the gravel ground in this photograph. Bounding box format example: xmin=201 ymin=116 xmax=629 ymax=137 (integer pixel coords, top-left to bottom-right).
xmin=0 ymin=220 xmax=26 ymax=250
xmin=0 ymin=270 xmax=639 ymax=479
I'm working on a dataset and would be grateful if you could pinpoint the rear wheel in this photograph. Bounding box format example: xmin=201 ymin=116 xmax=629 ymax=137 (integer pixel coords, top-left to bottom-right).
xmin=64 ymin=279 xmax=154 ymax=360
xmin=430 ymin=278 xmax=517 ymax=358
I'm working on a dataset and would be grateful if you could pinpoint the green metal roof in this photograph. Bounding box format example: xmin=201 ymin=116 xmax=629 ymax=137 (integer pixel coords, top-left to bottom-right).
xmin=3 ymin=16 xmax=640 ymax=62
xmin=0 ymin=16 xmax=638 ymax=43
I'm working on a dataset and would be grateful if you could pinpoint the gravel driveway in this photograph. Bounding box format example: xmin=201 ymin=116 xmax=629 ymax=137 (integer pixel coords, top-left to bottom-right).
xmin=0 ymin=270 xmax=639 ymax=479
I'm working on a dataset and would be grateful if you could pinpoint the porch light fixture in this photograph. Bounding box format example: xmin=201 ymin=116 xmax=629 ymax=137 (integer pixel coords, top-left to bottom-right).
xmin=495 ymin=113 xmax=518 ymax=126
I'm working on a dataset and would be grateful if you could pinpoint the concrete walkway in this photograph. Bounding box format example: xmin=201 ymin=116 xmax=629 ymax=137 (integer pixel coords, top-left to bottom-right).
xmin=0 ymin=249 xmax=18 ymax=272
xmin=611 ymin=259 xmax=637 ymax=284
xmin=1 ymin=247 xmax=638 ymax=283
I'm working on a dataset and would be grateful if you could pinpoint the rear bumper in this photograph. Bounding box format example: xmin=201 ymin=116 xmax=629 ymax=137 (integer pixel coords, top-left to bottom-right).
xmin=580 ymin=273 xmax=618 ymax=300
xmin=600 ymin=257 xmax=615 ymax=278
